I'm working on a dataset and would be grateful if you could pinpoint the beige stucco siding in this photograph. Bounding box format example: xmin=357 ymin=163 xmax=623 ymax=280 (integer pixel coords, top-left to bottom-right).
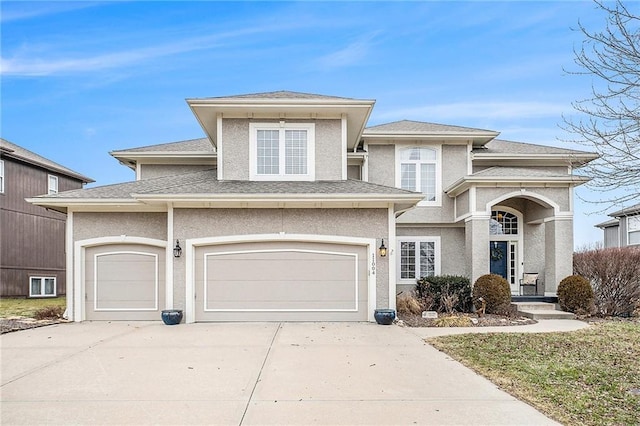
xmin=347 ymin=165 xmax=361 ymax=180
xmin=221 ymin=119 xmax=250 ymax=180
xmin=173 ymin=208 xmax=389 ymax=311
xmin=476 ymin=187 xmax=571 ymax=212
xmin=220 ymin=118 xmax=342 ymax=181
xmin=442 ymin=145 xmax=468 ymax=187
xmin=367 ymin=145 xmax=395 ymax=187
xmin=139 ymin=164 xmax=214 ymax=180
xmin=314 ymin=119 xmax=342 ymax=180
xmin=73 ymin=212 xmax=167 ymax=241
xmin=456 ymin=191 xmax=470 ymax=217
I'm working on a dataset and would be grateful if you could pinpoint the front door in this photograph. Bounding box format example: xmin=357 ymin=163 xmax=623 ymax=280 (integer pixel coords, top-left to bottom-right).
xmin=489 ymin=241 xmax=508 ymax=280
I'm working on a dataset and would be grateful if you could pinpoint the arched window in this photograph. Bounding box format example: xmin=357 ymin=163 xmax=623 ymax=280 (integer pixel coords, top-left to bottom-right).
xmin=399 ymin=147 xmax=437 ymax=201
xmin=490 ymin=210 xmax=518 ymax=235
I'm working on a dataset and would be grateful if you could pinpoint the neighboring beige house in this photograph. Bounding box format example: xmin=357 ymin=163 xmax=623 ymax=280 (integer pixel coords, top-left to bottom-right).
xmin=29 ymin=91 xmax=597 ymax=323
xmin=595 ymin=203 xmax=640 ymax=248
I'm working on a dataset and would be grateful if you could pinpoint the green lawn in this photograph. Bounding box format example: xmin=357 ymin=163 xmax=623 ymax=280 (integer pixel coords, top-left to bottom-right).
xmin=0 ymin=297 xmax=66 ymax=318
xmin=428 ymin=321 xmax=640 ymax=426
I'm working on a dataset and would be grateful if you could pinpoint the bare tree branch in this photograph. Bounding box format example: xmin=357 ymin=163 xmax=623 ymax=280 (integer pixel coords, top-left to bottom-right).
xmin=562 ymin=0 xmax=640 ymax=208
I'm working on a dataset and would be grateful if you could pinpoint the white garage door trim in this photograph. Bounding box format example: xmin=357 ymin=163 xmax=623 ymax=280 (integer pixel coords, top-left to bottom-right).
xmin=203 ymin=248 xmax=359 ymax=313
xmin=185 ymin=234 xmax=377 ymax=323
xmin=93 ymin=251 xmax=159 ymax=312
xmin=73 ymin=236 xmax=167 ymax=322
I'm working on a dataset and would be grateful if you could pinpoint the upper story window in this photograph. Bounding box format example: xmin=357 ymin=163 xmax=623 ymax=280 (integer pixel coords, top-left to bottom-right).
xmin=396 ymin=147 xmax=440 ymax=204
xmin=0 ymin=160 xmax=4 ymax=193
xmin=250 ymin=122 xmax=315 ymax=181
xmin=628 ymin=215 xmax=640 ymax=246
xmin=490 ymin=210 xmax=518 ymax=235
xmin=48 ymin=174 xmax=58 ymax=194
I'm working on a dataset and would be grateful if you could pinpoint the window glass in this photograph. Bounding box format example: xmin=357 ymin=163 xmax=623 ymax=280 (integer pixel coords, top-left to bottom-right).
xmin=48 ymin=175 xmax=58 ymax=195
xmin=0 ymin=159 xmax=4 ymax=193
xmin=285 ymin=130 xmax=307 ymax=175
xmin=31 ymin=278 xmax=42 ymax=296
xmin=257 ymin=130 xmax=279 ymax=175
xmin=490 ymin=211 xmax=518 ymax=235
xmin=400 ymin=241 xmax=416 ymax=279
xmin=629 ymin=216 xmax=640 ymax=245
xmin=44 ymin=278 xmax=55 ymax=295
xmin=399 ymin=239 xmax=438 ymax=280
xmin=399 ymin=147 xmax=437 ymax=201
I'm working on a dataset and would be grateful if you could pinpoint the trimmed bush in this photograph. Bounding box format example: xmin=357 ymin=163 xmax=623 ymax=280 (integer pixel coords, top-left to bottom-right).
xmin=472 ymin=274 xmax=511 ymax=315
xmin=557 ymin=275 xmax=595 ymax=315
xmin=416 ymin=275 xmax=472 ymax=313
xmin=574 ymin=246 xmax=640 ymax=316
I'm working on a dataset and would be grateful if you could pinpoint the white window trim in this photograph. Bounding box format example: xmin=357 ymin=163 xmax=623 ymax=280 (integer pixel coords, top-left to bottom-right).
xmin=395 ymin=145 xmax=442 ymax=206
xmin=396 ymin=236 xmax=441 ymax=284
xmin=249 ymin=122 xmax=315 ymax=181
xmin=0 ymin=159 xmax=4 ymax=193
xmin=48 ymin=174 xmax=58 ymax=195
xmin=628 ymin=215 xmax=640 ymax=246
xmin=29 ymin=276 xmax=57 ymax=297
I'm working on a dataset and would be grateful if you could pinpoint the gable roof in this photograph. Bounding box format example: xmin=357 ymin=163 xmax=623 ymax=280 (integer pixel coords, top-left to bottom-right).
xmin=362 ymin=120 xmax=499 ymax=145
xmin=186 ymin=91 xmax=375 ymax=151
xmin=0 ymin=138 xmax=94 ymax=183
xmin=192 ymin=90 xmax=363 ymax=101
xmin=112 ymin=138 xmax=213 ymax=154
xmin=110 ymin=137 xmax=215 ymax=170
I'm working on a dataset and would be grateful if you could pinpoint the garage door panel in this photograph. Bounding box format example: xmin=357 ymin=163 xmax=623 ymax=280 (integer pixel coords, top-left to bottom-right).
xmin=195 ymin=241 xmax=369 ymax=321
xmin=85 ymin=244 xmax=165 ymax=320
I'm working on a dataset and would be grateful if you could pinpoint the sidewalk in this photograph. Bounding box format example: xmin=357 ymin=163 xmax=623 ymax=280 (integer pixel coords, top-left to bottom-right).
xmin=406 ymin=318 xmax=590 ymax=338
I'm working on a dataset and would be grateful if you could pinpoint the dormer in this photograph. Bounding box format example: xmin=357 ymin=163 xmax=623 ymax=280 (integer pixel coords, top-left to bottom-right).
xmin=186 ymin=91 xmax=374 ymax=181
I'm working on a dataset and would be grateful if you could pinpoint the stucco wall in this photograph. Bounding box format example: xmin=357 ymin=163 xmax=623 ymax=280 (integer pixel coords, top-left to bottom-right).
xmin=221 ymin=119 xmax=250 ymax=180
xmin=442 ymin=145 xmax=468 ymax=187
xmin=220 ymin=118 xmax=342 ymax=181
xmin=395 ymin=225 xmax=466 ymax=295
xmin=139 ymin=164 xmax=215 ymax=180
xmin=347 ymin=165 xmax=361 ymax=180
xmin=367 ymin=145 xmax=395 ymax=187
xmin=476 ymin=187 xmax=571 ymax=212
xmin=73 ymin=212 xmax=167 ymax=241
xmin=173 ymin=208 xmax=390 ymax=311
xmin=523 ymin=222 xmax=546 ymax=289
xmin=456 ymin=190 xmax=470 ymax=217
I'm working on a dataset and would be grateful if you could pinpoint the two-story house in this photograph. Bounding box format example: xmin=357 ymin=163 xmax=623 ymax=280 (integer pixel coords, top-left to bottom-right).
xmin=595 ymin=203 xmax=640 ymax=248
xmin=1 ymin=139 xmax=93 ymax=298
xmin=28 ymin=91 xmax=596 ymax=323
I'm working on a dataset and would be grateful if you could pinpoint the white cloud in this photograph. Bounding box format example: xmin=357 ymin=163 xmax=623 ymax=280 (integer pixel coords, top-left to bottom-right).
xmin=314 ymin=33 xmax=377 ymax=70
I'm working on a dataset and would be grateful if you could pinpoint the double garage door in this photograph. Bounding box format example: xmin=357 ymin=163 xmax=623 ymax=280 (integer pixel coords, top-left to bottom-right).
xmin=84 ymin=241 xmax=369 ymax=322
xmin=195 ymin=241 xmax=370 ymax=322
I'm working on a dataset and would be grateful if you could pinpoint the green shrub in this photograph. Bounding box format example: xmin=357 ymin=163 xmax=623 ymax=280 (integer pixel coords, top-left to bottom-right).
xmin=33 ymin=305 xmax=64 ymax=320
xmin=416 ymin=275 xmax=472 ymax=313
xmin=472 ymin=274 xmax=511 ymax=315
xmin=557 ymin=275 xmax=595 ymax=315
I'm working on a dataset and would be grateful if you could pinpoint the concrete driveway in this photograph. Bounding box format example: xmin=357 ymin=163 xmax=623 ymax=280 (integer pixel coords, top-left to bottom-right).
xmin=1 ymin=322 xmax=559 ymax=425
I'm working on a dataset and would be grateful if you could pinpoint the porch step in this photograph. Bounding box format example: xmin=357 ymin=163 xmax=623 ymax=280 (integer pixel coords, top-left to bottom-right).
xmin=511 ymin=302 xmax=576 ymax=320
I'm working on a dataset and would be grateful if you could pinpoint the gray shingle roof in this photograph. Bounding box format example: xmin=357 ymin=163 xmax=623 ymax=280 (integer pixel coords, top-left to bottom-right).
xmin=472 ymin=166 xmax=576 ymax=179
xmin=475 ymin=139 xmax=594 ymax=156
xmin=112 ymin=138 xmax=213 ymax=154
xmin=1 ymin=138 xmax=94 ymax=183
xmin=595 ymin=218 xmax=620 ymax=228
xmin=190 ymin=91 xmax=363 ymax=101
xmin=608 ymin=203 xmax=640 ymax=217
xmin=365 ymin=120 xmax=496 ymax=134
xmin=35 ymin=169 xmax=418 ymax=200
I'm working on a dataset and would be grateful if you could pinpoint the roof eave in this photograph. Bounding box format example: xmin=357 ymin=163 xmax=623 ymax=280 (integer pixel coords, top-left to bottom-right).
xmin=362 ymin=131 xmax=499 ymax=144
xmin=444 ymin=176 xmax=591 ymax=197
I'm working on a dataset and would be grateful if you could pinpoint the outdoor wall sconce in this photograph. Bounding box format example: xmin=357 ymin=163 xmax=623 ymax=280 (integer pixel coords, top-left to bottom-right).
xmin=173 ymin=240 xmax=182 ymax=258
xmin=379 ymin=239 xmax=387 ymax=257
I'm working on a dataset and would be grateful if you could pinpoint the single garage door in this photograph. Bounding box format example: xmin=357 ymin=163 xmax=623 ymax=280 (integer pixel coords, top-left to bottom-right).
xmin=194 ymin=241 xmax=369 ymax=321
xmin=84 ymin=244 xmax=165 ymax=321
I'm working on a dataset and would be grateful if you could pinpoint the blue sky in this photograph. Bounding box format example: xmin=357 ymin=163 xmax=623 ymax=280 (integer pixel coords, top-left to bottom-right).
xmin=0 ymin=1 xmax=627 ymax=247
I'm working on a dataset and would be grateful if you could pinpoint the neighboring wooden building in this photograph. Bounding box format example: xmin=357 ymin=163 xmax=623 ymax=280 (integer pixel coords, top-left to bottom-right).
xmin=1 ymin=139 xmax=93 ymax=297
xmin=596 ymin=203 xmax=640 ymax=248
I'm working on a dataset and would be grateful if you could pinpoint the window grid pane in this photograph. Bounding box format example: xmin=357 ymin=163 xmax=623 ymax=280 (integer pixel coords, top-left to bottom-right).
xmin=420 ymin=164 xmax=436 ymax=201
xmin=31 ymin=278 xmax=41 ymax=296
xmin=419 ymin=242 xmax=435 ymax=277
xmin=400 ymin=164 xmax=416 ymax=191
xmin=285 ymin=130 xmax=307 ymax=175
xmin=400 ymin=242 xmax=416 ymax=279
xmin=257 ymin=130 xmax=279 ymax=174
xmin=44 ymin=278 xmax=55 ymax=295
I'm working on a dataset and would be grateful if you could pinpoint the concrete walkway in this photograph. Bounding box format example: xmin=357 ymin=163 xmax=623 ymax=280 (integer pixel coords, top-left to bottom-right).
xmin=0 ymin=321 xmax=582 ymax=425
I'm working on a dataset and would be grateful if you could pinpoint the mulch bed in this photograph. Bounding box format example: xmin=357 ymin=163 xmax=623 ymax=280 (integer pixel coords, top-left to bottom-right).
xmin=0 ymin=317 xmax=63 ymax=334
xmin=398 ymin=312 xmax=537 ymax=327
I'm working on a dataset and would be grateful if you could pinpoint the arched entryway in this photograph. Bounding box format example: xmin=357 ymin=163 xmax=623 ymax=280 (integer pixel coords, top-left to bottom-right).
xmin=489 ymin=208 xmax=522 ymax=294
